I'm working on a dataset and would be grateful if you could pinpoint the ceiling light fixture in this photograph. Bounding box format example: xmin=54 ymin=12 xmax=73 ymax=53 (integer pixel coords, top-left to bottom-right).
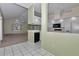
xmin=35 ymin=19 xmax=38 ymax=22
xmin=71 ymin=17 xmax=76 ymax=21
xmin=16 ymin=19 xmax=19 ymax=22
xmin=51 ymin=20 xmax=55 ymax=23
xmin=60 ymin=19 xmax=64 ymax=22
xmin=59 ymin=9 xmax=64 ymax=22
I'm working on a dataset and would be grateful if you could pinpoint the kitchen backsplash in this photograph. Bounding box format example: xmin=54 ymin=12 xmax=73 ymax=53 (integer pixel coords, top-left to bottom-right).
xmin=28 ymin=25 xmax=41 ymax=30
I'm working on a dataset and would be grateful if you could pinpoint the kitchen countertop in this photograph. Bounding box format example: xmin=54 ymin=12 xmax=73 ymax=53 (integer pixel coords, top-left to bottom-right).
xmin=28 ymin=30 xmax=40 ymax=32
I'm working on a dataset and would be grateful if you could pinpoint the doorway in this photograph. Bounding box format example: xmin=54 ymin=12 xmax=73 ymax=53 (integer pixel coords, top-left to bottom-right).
xmin=0 ymin=3 xmax=28 ymax=47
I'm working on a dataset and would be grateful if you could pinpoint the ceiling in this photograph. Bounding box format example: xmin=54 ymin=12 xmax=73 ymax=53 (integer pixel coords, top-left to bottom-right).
xmin=0 ymin=3 xmax=41 ymax=20
xmin=0 ymin=3 xmax=79 ymax=20
xmin=16 ymin=3 xmax=32 ymax=8
xmin=0 ymin=3 xmax=28 ymax=20
xmin=20 ymin=3 xmax=79 ymax=14
xmin=17 ymin=3 xmax=41 ymax=13
xmin=34 ymin=3 xmax=41 ymax=13
xmin=48 ymin=3 xmax=79 ymax=14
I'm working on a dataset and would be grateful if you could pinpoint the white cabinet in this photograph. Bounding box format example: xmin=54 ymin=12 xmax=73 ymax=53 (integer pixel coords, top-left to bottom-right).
xmin=28 ymin=5 xmax=41 ymax=25
xmin=28 ymin=31 xmax=34 ymax=43
xmin=28 ymin=30 xmax=40 ymax=44
xmin=33 ymin=16 xmax=41 ymax=25
xmin=28 ymin=5 xmax=34 ymax=24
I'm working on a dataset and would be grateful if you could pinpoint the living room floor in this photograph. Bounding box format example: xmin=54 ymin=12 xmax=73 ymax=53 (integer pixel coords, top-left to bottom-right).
xmin=0 ymin=34 xmax=28 ymax=48
xmin=0 ymin=41 xmax=54 ymax=56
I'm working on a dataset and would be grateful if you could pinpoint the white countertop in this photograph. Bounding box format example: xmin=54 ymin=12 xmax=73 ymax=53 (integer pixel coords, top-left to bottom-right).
xmin=28 ymin=30 xmax=40 ymax=32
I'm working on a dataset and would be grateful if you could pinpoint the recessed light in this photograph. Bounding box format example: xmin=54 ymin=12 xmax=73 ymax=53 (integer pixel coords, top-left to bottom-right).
xmin=60 ymin=19 xmax=64 ymax=22
xmin=16 ymin=20 xmax=19 ymax=22
xmin=71 ymin=17 xmax=76 ymax=21
xmin=51 ymin=20 xmax=55 ymax=23
xmin=35 ymin=19 xmax=38 ymax=22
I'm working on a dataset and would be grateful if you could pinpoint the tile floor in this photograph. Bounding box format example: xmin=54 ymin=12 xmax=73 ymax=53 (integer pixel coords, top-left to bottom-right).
xmin=0 ymin=41 xmax=54 ymax=56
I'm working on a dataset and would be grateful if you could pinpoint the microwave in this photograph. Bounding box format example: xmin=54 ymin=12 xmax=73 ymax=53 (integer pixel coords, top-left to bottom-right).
xmin=53 ymin=23 xmax=61 ymax=28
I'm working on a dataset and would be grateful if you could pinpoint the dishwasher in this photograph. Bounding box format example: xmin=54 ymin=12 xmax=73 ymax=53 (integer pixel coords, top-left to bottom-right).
xmin=34 ymin=32 xmax=40 ymax=43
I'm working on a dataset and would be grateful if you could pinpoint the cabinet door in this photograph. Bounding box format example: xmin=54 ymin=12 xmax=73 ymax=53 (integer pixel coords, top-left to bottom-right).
xmin=33 ymin=16 xmax=41 ymax=25
xmin=64 ymin=19 xmax=71 ymax=32
xmin=28 ymin=5 xmax=34 ymax=24
xmin=28 ymin=31 xmax=34 ymax=43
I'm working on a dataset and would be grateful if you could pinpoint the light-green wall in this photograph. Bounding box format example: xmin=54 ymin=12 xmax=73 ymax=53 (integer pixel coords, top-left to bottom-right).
xmin=4 ymin=19 xmax=28 ymax=34
xmin=41 ymin=3 xmax=79 ymax=56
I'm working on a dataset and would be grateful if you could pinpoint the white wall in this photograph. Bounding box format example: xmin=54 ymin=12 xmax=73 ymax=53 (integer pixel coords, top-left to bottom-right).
xmin=4 ymin=12 xmax=28 ymax=34
xmin=0 ymin=19 xmax=2 ymax=40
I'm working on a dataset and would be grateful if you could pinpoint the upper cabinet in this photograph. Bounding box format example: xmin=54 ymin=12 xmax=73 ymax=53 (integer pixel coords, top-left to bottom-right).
xmin=28 ymin=5 xmax=41 ymax=25
xmin=33 ymin=16 xmax=41 ymax=25
xmin=28 ymin=5 xmax=34 ymax=24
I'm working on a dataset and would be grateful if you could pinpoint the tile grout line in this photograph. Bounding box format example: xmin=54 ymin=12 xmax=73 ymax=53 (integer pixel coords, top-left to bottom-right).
xmin=22 ymin=45 xmax=33 ymax=56
xmin=29 ymin=43 xmax=42 ymax=56
xmin=23 ymin=43 xmax=42 ymax=56
xmin=16 ymin=46 xmax=24 ymax=56
xmin=21 ymin=44 xmax=33 ymax=56
xmin=11 ymin=47 xmax=14 ymax=56
xmin=4 ymin=48 xmax=5 ymax=56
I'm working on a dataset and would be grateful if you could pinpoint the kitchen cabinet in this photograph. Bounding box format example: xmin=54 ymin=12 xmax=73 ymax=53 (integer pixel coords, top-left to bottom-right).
xmin=28 ymin=5 xmax=41 ymax=25
xmin=28 ymin=30 xmax=40 ymax=44
xmin=33 ymin=16 xmax=41 ymax=25
xmin=28 ymin=5 xmax=34 ymax=24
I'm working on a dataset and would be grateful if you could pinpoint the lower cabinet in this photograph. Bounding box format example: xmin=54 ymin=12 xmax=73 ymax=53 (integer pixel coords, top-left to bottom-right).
xmin=28 ymin=31 xmax=40 ymax=43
